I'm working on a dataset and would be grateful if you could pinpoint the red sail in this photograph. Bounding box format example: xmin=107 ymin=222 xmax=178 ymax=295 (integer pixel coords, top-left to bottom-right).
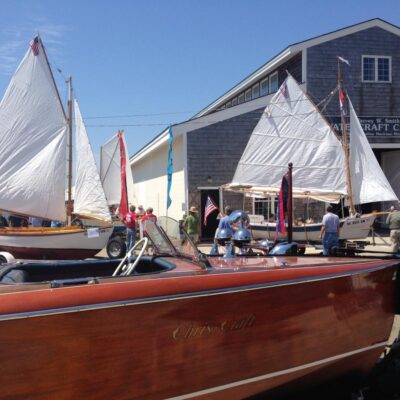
xmin=118 ymin=130 xmax=128 ymax=216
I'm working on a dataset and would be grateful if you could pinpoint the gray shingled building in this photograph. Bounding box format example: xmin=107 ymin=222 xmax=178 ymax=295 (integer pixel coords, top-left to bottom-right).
xmin=130 ymin=18 xmax=400 ymax=239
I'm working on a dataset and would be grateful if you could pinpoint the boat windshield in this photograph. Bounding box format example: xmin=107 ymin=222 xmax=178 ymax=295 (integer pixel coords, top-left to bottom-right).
xmin=144 ymin=217 xmax=199 ymax=260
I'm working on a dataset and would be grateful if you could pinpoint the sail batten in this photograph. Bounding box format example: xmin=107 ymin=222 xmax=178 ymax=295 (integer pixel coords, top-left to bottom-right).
xmin=73 ymin=99 xmax=111 ymax=223
xmin=0 ymin=38 xmax=68 ymax=221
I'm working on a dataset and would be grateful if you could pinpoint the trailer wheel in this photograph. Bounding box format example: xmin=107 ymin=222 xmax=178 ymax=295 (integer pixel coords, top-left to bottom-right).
xmin=106 ymin=236 xmax=126 ymax=259
xmin=297 ymin=248 xmax=306 ymax=256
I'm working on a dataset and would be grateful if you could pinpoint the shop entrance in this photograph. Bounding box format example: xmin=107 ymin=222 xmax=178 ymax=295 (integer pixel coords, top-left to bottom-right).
xmin=200 ymin=189 xmax=220 ymax=241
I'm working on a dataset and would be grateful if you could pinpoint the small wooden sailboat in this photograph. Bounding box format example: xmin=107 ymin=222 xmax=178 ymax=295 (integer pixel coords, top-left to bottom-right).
xmin=0 ymin=217 xmax=398 ymax=398
xmin=0 ymin=36 xmax=113 ymax=259
xmin=226 ymin=71 xmax=398 ymax=242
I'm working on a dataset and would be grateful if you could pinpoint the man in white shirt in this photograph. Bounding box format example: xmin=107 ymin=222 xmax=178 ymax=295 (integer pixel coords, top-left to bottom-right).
xmin=320 ymin=206 xmax=340 ymax=256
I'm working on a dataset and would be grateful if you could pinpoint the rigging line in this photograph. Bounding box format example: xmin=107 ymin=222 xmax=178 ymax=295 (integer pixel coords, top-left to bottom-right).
xmin=85 ymin=111 xmax=196 ymax=119
xmin=81 ymin=97 xmax=338 ymax=120
xmin=85 ymin=113 xmax=349 ymax=128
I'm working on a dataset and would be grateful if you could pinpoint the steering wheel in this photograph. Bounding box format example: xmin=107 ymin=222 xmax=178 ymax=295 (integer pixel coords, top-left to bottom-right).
xmin=112 ymin=237 xmax=148 ymax=276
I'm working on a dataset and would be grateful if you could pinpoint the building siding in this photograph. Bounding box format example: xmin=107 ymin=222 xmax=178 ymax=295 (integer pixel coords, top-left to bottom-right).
xmin=187 ymin=108 xmax=264 ymax=211
xmin=307 ymin=26 xmax=400 ymax=144
xmin=131 ymin=134 xmax=185 ymax=220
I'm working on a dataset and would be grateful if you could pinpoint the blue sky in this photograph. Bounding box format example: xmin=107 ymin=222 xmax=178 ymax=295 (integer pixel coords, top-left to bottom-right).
xmin=1 ymin=0 xmax=400 ymax=159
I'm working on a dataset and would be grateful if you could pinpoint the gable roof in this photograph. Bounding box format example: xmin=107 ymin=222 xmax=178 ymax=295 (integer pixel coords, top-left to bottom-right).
xmin=193 ymin=18 xmax=400 ymax=118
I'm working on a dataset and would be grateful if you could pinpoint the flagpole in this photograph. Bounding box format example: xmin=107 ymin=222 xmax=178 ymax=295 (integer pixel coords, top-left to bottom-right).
xmin=287 ymin=162 xmax=293 ymax=243
xmin=67 ymin=76 xmax=73 ymax=225
xmin=338 ymin=58 xmax=355 ymax=215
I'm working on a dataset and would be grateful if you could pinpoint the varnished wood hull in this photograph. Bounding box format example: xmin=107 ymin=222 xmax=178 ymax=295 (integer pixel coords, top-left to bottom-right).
xmin=0 ymin=226 xmax=113 ymax=259
xmin=0 ymin=259 xmax=397 ymax=399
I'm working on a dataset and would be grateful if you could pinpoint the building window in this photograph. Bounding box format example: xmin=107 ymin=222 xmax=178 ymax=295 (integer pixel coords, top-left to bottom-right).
xmin=260 ymin=78 xmax=269 ymax=96
xmin=226 ymin=100 xmax=232 ymax=108
xmin=269 ymin=72 xmax=278 ymax=92
xmin=231 ymin=97 xmax=238 ymax=106
xmin=238 ymin=93 xmax=245 ymax=104
xmin=362 ymin=56 xmax=391 ymax=82
xmin=252 ymin=83 xmax=260 ymax=99
xmin=254 ymin=197 xmax=276 ymax=220
xmin=245 ymin=88 xmax=252 ymax=102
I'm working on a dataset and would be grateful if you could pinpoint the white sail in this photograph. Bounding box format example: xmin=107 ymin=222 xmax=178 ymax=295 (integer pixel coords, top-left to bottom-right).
xmin=73 ymin=99 xmax=112 ymax=223
xmin=100 ymin=132 xmax=135 ymax=206
xmin=229 ymin=75 xmax=347 ymax=202
xmin=0 ymin=38 xmax=68 ymax=221
xmin=348 ymin=98 xmax=398 ymax=204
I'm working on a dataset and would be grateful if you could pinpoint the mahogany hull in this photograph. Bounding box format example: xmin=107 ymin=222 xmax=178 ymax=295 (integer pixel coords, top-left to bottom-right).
xmin=0 ymin=261 xmax=397 ymax=399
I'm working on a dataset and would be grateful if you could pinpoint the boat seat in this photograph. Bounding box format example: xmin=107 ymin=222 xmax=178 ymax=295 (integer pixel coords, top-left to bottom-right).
xmin=0 ymin=269 xmax=29 ymax=283
xmin=0 ymin=256 xmax=175 ymax=284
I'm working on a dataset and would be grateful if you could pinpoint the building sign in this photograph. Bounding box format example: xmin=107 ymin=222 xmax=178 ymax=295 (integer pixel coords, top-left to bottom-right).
xmin=330 ymin=116 xmax=400 ymax=137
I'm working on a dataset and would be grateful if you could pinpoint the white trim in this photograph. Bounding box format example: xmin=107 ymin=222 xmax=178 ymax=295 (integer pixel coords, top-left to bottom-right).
xmin=219 ymin=186 xmax=223 ymax=210
xmin=194 ymin=19 xmax=400 ymax=118
xmin=302 ymin=49 xmax=307 ymax=84
xmin=197 ymin=186 xmax=219 ymax=190
xmin=362 ymin=55 xmax=392 ymax=83
xmin=183 ymin=132 xmax=189 ymax=214
xmin=130 ymin=94 xmax=274 ymax=165
xmin=130 ymin=129 xmax=169 ymax=164
xmin=165 ymin=342 xmax=386 ymax=400
xmin=194 ymin=48 xmax=292 ymax=117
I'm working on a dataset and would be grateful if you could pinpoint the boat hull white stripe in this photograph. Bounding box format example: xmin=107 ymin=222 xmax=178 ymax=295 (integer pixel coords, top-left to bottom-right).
xmin=165 ymin=342 xmax=387 ymax=399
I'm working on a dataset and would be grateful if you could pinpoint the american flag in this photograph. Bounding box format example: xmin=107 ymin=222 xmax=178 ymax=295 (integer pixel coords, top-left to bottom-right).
xmin=30 ymin=37 xmax=39 ymax=56
xmin=280 ymin=82 xmax=289 ymax=98
xmin=204 ymin=196 xmax=218 ymax=225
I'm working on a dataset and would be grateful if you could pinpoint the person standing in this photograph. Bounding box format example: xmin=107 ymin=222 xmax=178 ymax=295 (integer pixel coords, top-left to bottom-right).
xmin=319 ymin=206 xmax=340 ymax=256
xmin=137 ymin=205 xmax=145 ymax=217
xmin=386 ymin=206 xmax=400 ymax=253
xmin=142 ymin=207 xmax=157 ymax=224
xmin=122 ymin=205 xmax=137 ymax=251
xmin=216 ymin=206 xmax=233 ymax=236
xmin=183 ymin=206 xmax=200 ymax=244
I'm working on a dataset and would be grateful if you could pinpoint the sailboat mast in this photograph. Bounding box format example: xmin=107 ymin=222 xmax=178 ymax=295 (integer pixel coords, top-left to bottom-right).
xmin=67 ymin=77 xmax=73 ymax=224
xmin=337 ymin=59 xmax=355 ymax=215
xmin=39 ymin=37 xmax=68 ymax=121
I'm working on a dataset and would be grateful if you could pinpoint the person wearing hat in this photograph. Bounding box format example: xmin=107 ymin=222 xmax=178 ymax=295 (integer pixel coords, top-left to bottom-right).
xmin=183 ymin=206 xmax=200 ymax=244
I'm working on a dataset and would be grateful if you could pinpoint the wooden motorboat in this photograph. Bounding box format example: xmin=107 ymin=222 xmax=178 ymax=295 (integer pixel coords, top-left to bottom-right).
xmin=0 ymin=218 xmax=398 ymax=399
